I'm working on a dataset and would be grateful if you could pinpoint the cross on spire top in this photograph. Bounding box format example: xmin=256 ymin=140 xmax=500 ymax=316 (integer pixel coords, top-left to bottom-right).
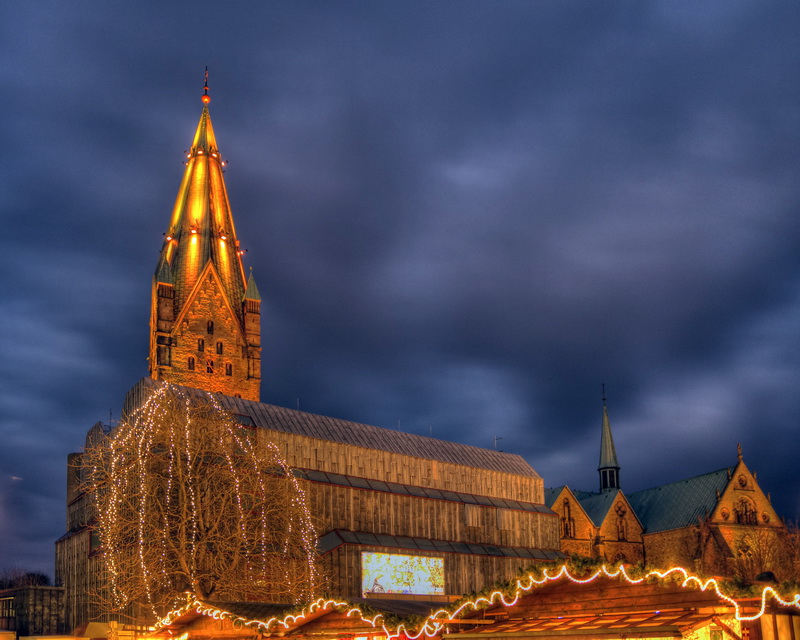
xmin=202 ymin=66 xmax=210 ymax=104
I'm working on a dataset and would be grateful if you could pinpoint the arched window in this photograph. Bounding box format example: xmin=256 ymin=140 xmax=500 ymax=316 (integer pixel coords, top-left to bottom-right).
xmin=187 ymin=356 xmax=195 ymax=371
xmin=206 ymin=359 xmax=214 ymax=374
xmin=207 ymin=320 xmax=214 ymax=334
xmin=225 ymin=363 xmax=232 ymax=376
xmin=197 ymin=338 xmax=204 ymax=352
xmin=216 ymin=341 xmax=223 ymax=354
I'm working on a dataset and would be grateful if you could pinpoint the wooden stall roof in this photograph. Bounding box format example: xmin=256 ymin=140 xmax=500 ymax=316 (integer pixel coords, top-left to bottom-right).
xmin=151 ymin=564 xmax=800 ymax=640
xmin=155 ymin=602 xmax=292 ymax=635
xmin=450 ymin=609 xmax=718 ymax=639
xmin=445 ymin=576 xmax=759 ymax=639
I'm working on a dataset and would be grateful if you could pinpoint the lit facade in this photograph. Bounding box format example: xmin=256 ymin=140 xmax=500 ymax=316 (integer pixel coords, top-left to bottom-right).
xmin=148 ymin=94 xmax=261 ymax=402
xmin=57 ymin=88 xmax=562 ymax=633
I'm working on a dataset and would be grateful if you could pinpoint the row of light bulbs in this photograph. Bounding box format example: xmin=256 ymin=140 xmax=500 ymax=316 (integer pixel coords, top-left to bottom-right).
xmin=156 ymin=562 xmax=800 ymax=639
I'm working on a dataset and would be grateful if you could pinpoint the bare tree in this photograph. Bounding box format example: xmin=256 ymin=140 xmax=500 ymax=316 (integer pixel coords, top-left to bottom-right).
xmin=781 ymin=521 xmax=800 ymax=580
xmin=0 ymin=568 xmax=50 ymax=589
xmin=81 ymin=384 xmax=323 ymax=621
xmin=732 ymin=527 xmax=784 ymax=581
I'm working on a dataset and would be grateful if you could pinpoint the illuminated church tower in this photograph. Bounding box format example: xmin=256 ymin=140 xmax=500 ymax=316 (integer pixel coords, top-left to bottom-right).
xmin=149 ymin=76 xmax=261 ymax=401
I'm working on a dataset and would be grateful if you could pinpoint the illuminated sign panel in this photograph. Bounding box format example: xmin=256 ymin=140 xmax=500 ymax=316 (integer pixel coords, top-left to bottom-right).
xmin=361 ymin=552 xmax=445 ymax=597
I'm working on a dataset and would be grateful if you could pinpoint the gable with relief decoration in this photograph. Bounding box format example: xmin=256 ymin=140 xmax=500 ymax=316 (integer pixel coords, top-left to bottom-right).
xmin=596 ymin=492 xmax=644 ymax=564
xmin=711 ymin=460 xmax=781 ymax=529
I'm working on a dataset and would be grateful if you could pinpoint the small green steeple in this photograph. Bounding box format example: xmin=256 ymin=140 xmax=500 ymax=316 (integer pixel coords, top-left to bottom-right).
xmin=598 ymin=387 xmax=620 ymax=492
xmin=244 ymin=268 xmax=261 ymax=301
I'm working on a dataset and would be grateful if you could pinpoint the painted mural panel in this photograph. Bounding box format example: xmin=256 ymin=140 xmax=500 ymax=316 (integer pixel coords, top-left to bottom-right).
xmin=361 ymin=552 xmax=444 ymax=597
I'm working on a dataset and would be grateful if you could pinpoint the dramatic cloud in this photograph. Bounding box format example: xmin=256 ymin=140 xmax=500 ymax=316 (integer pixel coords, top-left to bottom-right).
xmin=2 ymin=1 xmax=800 ymax=575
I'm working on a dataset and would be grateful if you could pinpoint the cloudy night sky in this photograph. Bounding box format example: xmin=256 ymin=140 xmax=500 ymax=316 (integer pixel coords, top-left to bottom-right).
xmin=2 ymin=2 xmax=800 ymax=576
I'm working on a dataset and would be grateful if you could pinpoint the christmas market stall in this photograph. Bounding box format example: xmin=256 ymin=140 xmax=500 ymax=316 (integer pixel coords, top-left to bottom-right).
xmin=150 ymin=563 xmax=800 ymax=640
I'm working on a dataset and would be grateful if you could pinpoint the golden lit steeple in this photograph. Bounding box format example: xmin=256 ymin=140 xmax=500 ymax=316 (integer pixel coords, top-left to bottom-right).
xmin=149 ymin=72 xmax=261 ymax=401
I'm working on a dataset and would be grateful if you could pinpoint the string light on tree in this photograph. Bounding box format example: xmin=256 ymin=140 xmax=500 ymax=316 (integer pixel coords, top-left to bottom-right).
xmin=83 ymin=382 xmax=322 ymax=621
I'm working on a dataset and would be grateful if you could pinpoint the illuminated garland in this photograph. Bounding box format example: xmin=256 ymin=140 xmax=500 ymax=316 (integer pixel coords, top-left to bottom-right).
xmin=154 ymin=562 xmax=800 ymax=639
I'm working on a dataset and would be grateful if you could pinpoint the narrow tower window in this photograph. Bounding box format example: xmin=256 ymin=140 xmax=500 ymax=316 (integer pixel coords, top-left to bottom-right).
xmin=615 ymin=503 xmax=628 ymax=541
xmin=207 ymin=320 xmax=214 ymax=334
xmin=206 ymin=359 xmax=214 ymax=374
xmin=562 ymin=499 xmax=575 ymax=538
xmin=187 ymin=357 xmax=195 ymax=371
xmin=216 ymin=341 xmax=223 ymax=354
xmin=225 ymin=363 xmax=232 ymax=376
xmin=198 ymin=338 xmax=204 ymax=352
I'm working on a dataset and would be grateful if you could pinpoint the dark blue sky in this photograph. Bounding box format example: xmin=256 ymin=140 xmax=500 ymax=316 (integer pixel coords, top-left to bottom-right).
xmin=2 ymin=1 xmax=800 ymax=576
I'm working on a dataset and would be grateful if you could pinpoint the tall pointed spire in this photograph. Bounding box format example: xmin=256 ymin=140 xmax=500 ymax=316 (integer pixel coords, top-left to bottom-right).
xmin=149 ymin=74 xmax=261 ymax=401
xmin=155 ymin=71 xmax=244 ymax=316
xmin=598 ymin=386 xmax=620 ymax=492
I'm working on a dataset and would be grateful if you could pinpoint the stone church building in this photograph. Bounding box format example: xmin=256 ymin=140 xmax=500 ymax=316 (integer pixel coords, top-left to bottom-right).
xmin=55 ymin=83 xmax=789 ymax=636
xmin=546 ymin=400 xmax=786 ymax=579
xmin=55 ymin=85 xmax=563 ymax=633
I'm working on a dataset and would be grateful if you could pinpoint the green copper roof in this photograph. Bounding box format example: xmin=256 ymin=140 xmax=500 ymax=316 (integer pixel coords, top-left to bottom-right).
xmin=573 ymin=488 xmax=622 ymax=527
xmin=155 ymin=258 xmax=173 ymax=285
xmin=244 ymin=270 xmax=261 ymax=301
xmin=627 ymin=468 xmax=730 ymax=533
xmin=543 ymin=486 xmax=566 ymax=508
xmin=598 ymin=403 xmax=619 ymax=470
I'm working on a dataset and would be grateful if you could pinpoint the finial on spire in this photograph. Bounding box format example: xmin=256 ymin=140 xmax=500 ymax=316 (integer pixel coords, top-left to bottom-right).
xmin=737 ymin=442 xmax=743 ymax=462
xmin=202 ymin=66 xmax=210 ymax=104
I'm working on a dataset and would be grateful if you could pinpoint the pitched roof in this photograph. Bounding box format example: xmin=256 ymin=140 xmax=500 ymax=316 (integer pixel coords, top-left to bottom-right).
xmin=572 ymin=488 xmax=622 ymax=527
xmin=543 ymin=486 xmax=566 ymax=508
xmin=125 ymin=378 xmax=541 ymax=479
xmin=627 ymin=468 xmax=730 ymax=533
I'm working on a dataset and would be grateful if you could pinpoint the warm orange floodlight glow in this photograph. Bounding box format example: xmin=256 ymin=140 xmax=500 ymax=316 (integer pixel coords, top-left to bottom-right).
xmin=154 ymin=562 xmax=800 ymax=640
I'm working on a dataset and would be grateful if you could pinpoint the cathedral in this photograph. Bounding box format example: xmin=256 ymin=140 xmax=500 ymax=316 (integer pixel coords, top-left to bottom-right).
xmin=53 ymin=82 xmax=789 ymax=637
xmin=55 ymin=82 xmax=563 ymax=633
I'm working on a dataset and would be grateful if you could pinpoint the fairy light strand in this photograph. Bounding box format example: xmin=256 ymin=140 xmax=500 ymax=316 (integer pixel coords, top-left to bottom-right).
xmin=155 ymin=562 xmax=800 ymax=640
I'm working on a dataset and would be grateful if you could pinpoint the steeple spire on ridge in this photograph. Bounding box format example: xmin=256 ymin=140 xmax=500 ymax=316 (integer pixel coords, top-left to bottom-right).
xmin=598 ymin=386 xmax=621 ymax=492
